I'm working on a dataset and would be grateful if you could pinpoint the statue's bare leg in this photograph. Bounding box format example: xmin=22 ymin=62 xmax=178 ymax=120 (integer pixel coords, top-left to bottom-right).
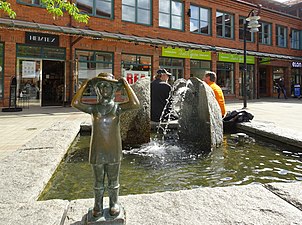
xmin=92 ymin=164 xmax=105 ymax=217
xmin=107 ymin=163 xmax=120 ymax=216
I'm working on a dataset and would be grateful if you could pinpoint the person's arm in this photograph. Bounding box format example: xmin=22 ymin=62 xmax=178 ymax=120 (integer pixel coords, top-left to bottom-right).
xmin=71 ymin=80 xmax=94 ymax=114
xmin=118 ymin=77 xmax=140 ymax=112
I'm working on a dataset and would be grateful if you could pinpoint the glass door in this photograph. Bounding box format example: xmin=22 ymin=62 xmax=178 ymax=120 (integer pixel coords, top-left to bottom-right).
xmin=16 ymin=59 xmax=42 ymax=106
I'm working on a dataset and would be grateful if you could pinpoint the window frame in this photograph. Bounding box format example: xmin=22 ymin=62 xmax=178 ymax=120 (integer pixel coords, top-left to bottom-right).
xmin=216 ymin=10 xmax=234 ymax=39
xmin=122 ymin=0 xmax=152 ymax=25
xmin=189 ymin=4 xmax=211 ymax=35
xmin=276 ymin=25 xmax=288 ymax=48
xmin=17 ymin=0 xmax=43 ymax=7
xmin=258 ymin=21 xmax=272 ymax=45
xmin=76 ymin=0 xmax=114 ymax=19
xmin=159 ymin=0 xmax=184 ymax=31
xmin=239 ymin=16 xmax=254 ymax=42
xmin=291 ymin=29 xmax=302 ymax=50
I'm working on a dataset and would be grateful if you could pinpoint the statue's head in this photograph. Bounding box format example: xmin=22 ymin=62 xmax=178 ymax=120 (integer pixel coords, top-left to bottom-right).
xmin=94 ymin=73 xmax=119 ymax=101
xmin=97 ymin=72 xmax=118 ymax=82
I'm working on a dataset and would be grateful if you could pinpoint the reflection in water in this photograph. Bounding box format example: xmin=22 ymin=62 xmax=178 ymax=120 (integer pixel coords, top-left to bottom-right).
xmin=39 ymin=134 xmax=302 ymax=201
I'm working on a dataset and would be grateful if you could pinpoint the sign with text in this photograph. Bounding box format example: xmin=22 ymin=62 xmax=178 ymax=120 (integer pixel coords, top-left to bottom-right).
xmin=123 ymin=70 xmax=149 ymax=84
xmin=162 ymin=47 xmax=211 ymax=60
xmin=292 ymin=62 xmax=302 ymax=68
xmin=22 ymin=61 xmax=36 ymax=78
xmin=218 ymin=52 xmax=255 ymax=64
xmin=25 ymin=32 xmax=59 ymax=46
xmin=260 ymin=57 xmax=271 ymax=64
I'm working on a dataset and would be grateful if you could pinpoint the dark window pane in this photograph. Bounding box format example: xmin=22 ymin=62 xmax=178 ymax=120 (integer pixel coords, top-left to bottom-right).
xmin=96 ymin=0 xmax=111 ymax=18
xmin=77 ymin=0 xmax=93 ymax=14
xmin=217 ymin=25 xmax=223 ymax=36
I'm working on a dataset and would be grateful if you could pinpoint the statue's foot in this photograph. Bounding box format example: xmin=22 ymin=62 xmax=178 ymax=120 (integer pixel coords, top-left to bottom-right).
xmin=109 ymin=204 xmax=120 ymax=216
xmin=92 ymin=208 xmax=103 ymax=218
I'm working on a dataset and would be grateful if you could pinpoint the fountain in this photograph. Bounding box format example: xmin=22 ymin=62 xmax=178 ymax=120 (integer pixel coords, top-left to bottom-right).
xmin=122 ymin=78 xmax=223 ymax=154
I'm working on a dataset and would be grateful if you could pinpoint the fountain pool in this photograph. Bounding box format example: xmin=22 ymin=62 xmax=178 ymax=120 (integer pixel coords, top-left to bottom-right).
xmin=39 ymin=133 xmax=302 ymax=201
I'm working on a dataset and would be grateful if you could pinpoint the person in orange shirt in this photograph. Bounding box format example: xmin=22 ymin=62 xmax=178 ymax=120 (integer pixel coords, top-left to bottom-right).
xmin=203 ymin=71 xmax=226 ymax=117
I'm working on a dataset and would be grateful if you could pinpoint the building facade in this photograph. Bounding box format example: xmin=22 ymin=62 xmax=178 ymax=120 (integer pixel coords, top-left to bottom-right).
xmin=0 ymin=0 xmax=301 ymax=107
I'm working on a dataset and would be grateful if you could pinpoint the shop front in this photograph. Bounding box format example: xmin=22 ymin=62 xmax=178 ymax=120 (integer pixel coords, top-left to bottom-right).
xmin=217 ymin=52 xmax=255 ymax=98
xmin=291 ymin=61 xmax=302 ymax=97
xmin=15 ymin=32 xmax=66 ymax=107
xmin=161 ymin=47 xmax=212 ymax=81
xmin=121 ymin=54 xmax=152 ymax=84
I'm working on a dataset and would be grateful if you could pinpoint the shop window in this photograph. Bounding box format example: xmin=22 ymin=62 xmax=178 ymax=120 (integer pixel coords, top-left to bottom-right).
xmin=159 ymin=57 xmax=184 ymax=81
xmin=276 ymin=25 xmax=287 ymax=48
xmin=291 ymin=29 xmax=302 ymax=50
xmin=291 ymin=68 xmax=301 ymax=97
xmin=76 ymin=50 xmax=113 ymax=85
xmin=190 ymin=60 xmax=211 ymax=80
xmin=0 ymin=43 xmax=3 ymax=99
xmin=122 ymin=0 xmax=151 ymax=25
xmin=259 ymin=21 xmax=272 ymax=45
xmin=17 ymin=45 xmax=66 ymax=60
xmin=239 ymin=17 xmax=254 ymax=42
xmin=239 ymin=64 xmax=254 ymax=98
xmin=216 ymin=62 xmax=234 ymax=95
xmin=216 ymin=11 xmax=234 ymax=39
xmin=17 ymin=0 xmax=43 ymax=7
xmin=121 ymin=54 xmax=152 ymax=84
xmin=272 ymin=67 xmax=285 ymax=94
xmin=190 ymin=5 xmax=211 ymax=35
xmin=159 ymin=0 xmax=183 ymax=30
xmin=77 ymin=0 xmax=113 ymax=18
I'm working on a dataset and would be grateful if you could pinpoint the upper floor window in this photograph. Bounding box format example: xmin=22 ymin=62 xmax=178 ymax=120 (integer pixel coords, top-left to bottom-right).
xmin=159 ymin=0 xmax=183 ymax=30
xmin=259 ymin=22 xmax=272 ymax=45
xmin=77 ymin=0 xmax=113 ymax=19
xmin=276 ymin=25 xmax=287 ymax=48
xmin=291 ymin=29 xmax=301 ymax=50
xmin=190 ymin=5 xmax=211 ymax=35
xmin=18 ymin=0 xmax=42 ymax=6
xmin=122 ymin=0 xmax=151 ymax=25
xmin=239 ymin=17 xmax=254 ymax=42
xmin=216 ymin=11 xmax=234 ymax=39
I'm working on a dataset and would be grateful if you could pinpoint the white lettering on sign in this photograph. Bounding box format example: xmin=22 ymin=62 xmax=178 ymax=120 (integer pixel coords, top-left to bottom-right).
xmin=29 ymin=35 xmax=56 ymax=43
xmin=292 ymin=62 xmax=302 ymax=68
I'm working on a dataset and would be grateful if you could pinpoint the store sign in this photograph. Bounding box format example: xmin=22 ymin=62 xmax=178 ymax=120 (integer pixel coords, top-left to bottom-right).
xmin=25 ymin=32 xmax=59 ymax=46
xmin=292 ymin=62 xmax=302 ymax=68
xmin=123 ymin=70 xmax=149 ymax=84
xmin=218 ymin=53 xmax=255 ymax=64
xmin=260 ymin=57 xmax=270 ymax=64
xmin=162 ymin=47 xmax=211 ymax=60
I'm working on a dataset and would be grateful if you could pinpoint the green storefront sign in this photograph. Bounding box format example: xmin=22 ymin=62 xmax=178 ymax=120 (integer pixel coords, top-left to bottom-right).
xmin=260 ymin=57 xmax=270 ymax=64
xmin=162 ymin=47 xmax=211 ymax=60
xmin=218 ymin=52 xmax=255 ymax=64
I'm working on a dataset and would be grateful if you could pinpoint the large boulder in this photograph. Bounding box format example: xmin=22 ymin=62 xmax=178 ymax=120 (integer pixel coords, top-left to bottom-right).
xmin=178 ymin=77 xmax=223 ymax=152
xmin=120 ymin=78 xmax=150 ymax=147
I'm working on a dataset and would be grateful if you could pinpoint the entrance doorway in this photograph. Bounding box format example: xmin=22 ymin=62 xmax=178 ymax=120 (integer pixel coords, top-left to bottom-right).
xmin=259 ymin=67 xmax=268 ymax=97
xmin=41 ymin=60 xmax=65 ymax=106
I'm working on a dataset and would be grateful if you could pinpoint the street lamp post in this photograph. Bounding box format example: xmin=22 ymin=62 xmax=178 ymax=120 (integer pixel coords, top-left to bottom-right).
xmin=243 ymin=5 xmax=261 ymax=109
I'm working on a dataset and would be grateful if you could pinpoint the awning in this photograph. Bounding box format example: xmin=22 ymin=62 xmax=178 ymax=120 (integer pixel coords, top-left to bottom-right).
xmin=1 ymin=17 xmax=301 ymax=61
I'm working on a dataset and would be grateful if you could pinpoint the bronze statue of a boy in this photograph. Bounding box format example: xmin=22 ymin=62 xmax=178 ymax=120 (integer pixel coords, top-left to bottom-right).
xmin=72 ymin=73 xmax=140 ymax=218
